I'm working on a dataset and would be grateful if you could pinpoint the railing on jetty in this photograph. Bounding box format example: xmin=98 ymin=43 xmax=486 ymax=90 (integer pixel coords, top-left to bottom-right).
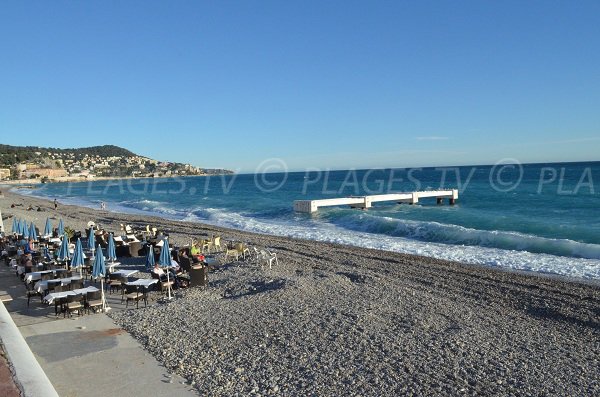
xmin=293 ymin=189 xmax=458 ymax=213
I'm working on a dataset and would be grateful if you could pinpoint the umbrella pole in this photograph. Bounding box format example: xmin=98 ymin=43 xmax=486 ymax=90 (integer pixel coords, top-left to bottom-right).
xmin=166 ymin=267 xmax=172 ymax=300
xmin=100 ymin=278 xmax=110 ymax=311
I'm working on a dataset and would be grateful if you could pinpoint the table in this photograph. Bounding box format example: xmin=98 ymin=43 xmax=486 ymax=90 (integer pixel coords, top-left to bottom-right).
xmin=43 ymin=286 xmax=99 ymax=305
xmin=34 ymin=276 xmax=83 ymax=293
xmin=126 ymin=279 xmax=158 ymax=288
xmin=110 ymin=269 xmax=138 ymax=278
xmin=24 ymin=270 xmax=55 ymax=283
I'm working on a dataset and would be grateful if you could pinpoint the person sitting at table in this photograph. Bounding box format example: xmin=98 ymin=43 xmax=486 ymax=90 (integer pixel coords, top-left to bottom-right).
xmin=24 ymin=238 xmax=34 ymax=254
xmin=152 ymin=263 xmax=180 ymax=288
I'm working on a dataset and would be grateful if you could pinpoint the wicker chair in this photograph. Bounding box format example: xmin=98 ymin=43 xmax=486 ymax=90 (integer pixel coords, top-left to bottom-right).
xmin=86 ymin=290 xmax=103 ymax=313
xmin=123 ymin=284 xmax=145 ymax=309
xmin=65 ymin=293 xmax=84 ymax=317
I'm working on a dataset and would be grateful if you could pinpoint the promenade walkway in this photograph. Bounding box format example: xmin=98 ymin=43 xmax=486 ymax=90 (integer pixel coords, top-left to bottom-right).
xmin=0 ymin=264 xmax=197 ymax=397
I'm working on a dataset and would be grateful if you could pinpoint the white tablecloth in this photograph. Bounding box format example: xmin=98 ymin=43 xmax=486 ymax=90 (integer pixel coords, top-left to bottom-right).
xmin=24 ymin=270 xmax=55 ymax=283
xmin=110 ymin=269 xmax=138 ymax=278
xmin=34 ymin=276 xmax=84 ymax=293
xmin=44 ymin=286 xmax=100 ymax=304
xmin=126 ymin=279 xmax=158 ymax=288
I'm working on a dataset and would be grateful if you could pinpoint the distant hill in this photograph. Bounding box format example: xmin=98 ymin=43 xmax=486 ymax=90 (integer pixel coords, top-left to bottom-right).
xmin=0 ymin=144 xmax=233 ymax=179
xmin=0 ymin=144 xmax=135 ymax=164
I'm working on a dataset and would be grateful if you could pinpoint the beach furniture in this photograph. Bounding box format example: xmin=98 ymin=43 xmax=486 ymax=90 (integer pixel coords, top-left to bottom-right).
xmin=122 ymin=284 xmax=146 ymax=308
xmin=64 ymin=293 xmax=84 ymax=317
xmin=85 ymin=290 xmax=103 ymax=314
xmin=223 ymin=246 xmax=240 ymax=262
xmin=257 ymin=249 xmax=278 ymax=269
xmin=189 ymin=266 xmax=208 ymax=287
xmin=234 ymin=242 xmax=250 ymax=260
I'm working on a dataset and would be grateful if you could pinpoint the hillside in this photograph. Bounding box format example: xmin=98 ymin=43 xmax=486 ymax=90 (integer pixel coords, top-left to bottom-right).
xmin=0 ymin=144 xmax=232 ymax=180
xmin=0 ymin=144 xmax=135 ymax=165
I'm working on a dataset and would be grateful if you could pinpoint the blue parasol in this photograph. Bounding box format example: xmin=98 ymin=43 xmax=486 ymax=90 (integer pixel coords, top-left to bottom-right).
xmin=88 ymin=229 xmax=95 ymax=251
xmin=56 ymin=233 xmax=71 ymax=262
xmin=29 ymin=222 xmax=38 ymax=241
xmin=107 ymin=234 xmax=117 ymax=262
xmin=71 ymin=238 xmax=85 ymax=276
xmin=158 ymin=238 xmax=173 ymax=299
xmin=43 ymin=218 xmax=52 ymax=236
xmin=11 ymin=217 xmax=18 ymax=234
xmin=91 ymin=244 xmax=109 ymax=311
xmin=57 ymin=219 xmax=64 ymax=236
xmin=159 ymin=238 xmax=171 ymax=266
xmin=22 ymin=221 xmax=29 ymax=238
xmin=145 ymin=244 xmax=155 ymax=270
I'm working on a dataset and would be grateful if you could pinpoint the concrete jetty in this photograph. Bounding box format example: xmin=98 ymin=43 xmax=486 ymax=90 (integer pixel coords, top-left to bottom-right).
xmin=293 ymin=189 xmax=458 ymax=213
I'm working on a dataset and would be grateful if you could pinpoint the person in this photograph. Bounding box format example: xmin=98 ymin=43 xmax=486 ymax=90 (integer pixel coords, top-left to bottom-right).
xmin=24 ymin=238 xmax=34 ymax=254
xmin=54 ymin=199 xmax=58 ymax=210
xmin=152 ymin=263 xmax=180 ymax=288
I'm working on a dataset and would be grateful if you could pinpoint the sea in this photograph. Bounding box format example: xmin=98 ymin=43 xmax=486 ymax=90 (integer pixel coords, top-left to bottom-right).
xmin=13 ymin=161 xmax=600 ymax=280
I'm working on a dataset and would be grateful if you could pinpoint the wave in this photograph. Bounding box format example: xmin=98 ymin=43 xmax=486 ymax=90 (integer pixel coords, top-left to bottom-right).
xmin=324 ymin=212 xmax=600 ymax=260
xmin=173 ymin=206 xmax=600 ymax=280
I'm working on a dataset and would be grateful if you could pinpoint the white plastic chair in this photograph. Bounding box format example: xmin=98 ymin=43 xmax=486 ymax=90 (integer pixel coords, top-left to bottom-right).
xmin=258 ymin=249 xmax=278 ymax=269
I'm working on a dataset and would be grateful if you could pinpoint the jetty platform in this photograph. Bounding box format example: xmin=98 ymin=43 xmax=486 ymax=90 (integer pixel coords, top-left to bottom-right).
xmin=293 ymin=189 xmax=458 ymax=213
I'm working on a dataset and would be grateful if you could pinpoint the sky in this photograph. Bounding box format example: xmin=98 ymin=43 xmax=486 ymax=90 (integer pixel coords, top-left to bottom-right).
xmin=1 ymin=1 xmax=599 ymax=173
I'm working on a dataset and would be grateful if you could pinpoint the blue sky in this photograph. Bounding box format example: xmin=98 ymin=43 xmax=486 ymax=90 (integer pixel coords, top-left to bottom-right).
xmin=1 ymin=1 xmax=599 ymax=172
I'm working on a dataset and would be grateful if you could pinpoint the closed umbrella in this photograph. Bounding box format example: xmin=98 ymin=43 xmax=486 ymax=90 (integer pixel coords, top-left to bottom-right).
xmin=145 ymin=244 xmax=155 ymax=270
xmin=107 ymin=234 xmax=117 ymax=262
xmin=0 ymin=210 xmax=4 ymax=234
xmin=22 ymin=222 xmax=29 ymax=239
xmin=158 ymin=238 xmax=172 ymax=299
xmin=56 ymin=233 xmax=71 ymax=262
xmin=43 ymin=218 xmax=52 ymax=237
xmin=29 ymin=222 xmax=38 ymax=242
xmin=71 ymin=238 xmax=86 ymax=277
xmin=57 ymin=219 xmax=64 ymax=236
xmin=91 ymin=244 xmax=109 ymax=312
xmin=11 ymin=217 xmax=18 ymax=234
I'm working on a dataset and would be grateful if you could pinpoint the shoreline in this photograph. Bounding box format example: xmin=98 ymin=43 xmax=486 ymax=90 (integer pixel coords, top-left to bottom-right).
xmin=3 ymin=187 xmax=599 ymax=287
xmin=2 ymin=190 xmax=599 ymax=395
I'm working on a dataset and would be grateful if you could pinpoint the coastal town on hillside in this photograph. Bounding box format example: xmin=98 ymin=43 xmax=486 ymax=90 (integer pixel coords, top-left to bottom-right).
xmin=0 ymin=144 xmax=231 ymax=182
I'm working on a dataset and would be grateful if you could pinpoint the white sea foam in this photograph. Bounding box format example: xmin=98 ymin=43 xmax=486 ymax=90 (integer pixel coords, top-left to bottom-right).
xmin=181 ymin=206 xmax=600 ymax=280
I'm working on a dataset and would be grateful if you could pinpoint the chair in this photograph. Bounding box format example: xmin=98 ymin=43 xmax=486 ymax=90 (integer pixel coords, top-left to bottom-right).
xmin=179 ymin=256 xmax=192 ymax=273
xmin=54 ymin=292 xmax=66 ymax=316
xmin=123 ymin=284 xmax=145 ymax=309
xmin=151 ymin=271 xmax=174 ymax=293
xmin=41 ymin=272 xmax=53 ymax=281
xmin=86 ymin=290 xmax=103 ymax=313
xmin=224 ymin=247 xmax=239 ymax=262
xmin=47 ymin=279 xmax=61 ymax=293
xmin=107 ymin=273 xmax=123 ymax=294
xmin=189 ymin=266 xmax=208 ymax=287
xmin=65 ymin=293 xmax=84 ymax=317
xmin=235 ymin=243 xmax=250 ymax=260
xmin=70 ymin=279 xmax=84 ymax=290
xmin=258 ymin=249 xmax=279 ymax=269
xmin=128 ymin=241 xmax=142 ymax=257
xmin=25 ymin=282 xmax=42 ymax=306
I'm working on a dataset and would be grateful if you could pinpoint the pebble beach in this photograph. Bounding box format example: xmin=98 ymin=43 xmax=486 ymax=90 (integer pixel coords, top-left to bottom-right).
xmin=2 ymin=189 xmax=600 ymax=396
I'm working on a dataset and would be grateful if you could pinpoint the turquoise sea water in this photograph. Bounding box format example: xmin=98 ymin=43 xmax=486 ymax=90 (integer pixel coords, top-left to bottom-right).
xmin=14 ymin=161 xmax=600 ymax=280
